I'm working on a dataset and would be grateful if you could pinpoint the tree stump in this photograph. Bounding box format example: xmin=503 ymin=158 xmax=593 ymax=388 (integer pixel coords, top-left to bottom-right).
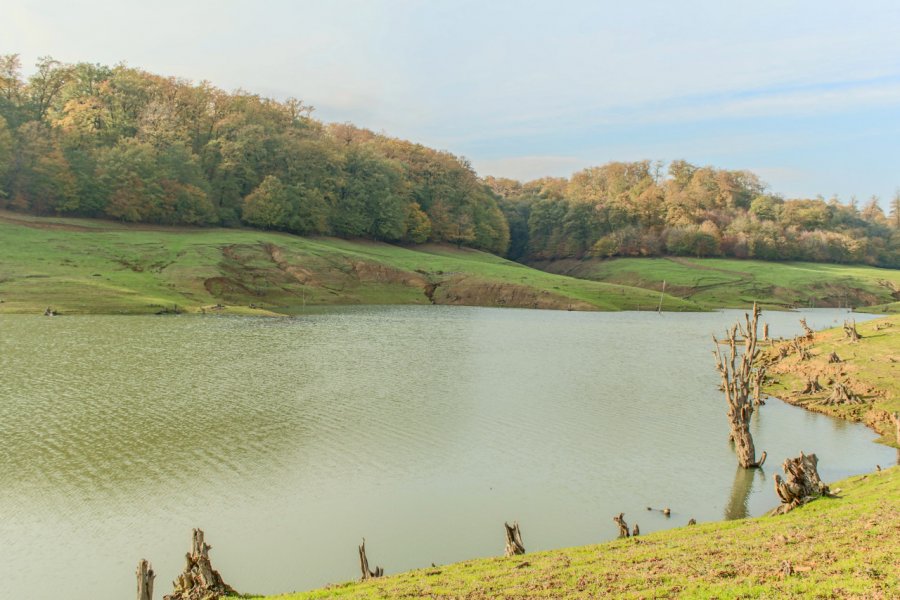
xmin=612 ymin=513 xmax=630 ymax=538
xmin=800 ymin=374 xmax=823 ymax=394
xmin=827 ymin=351 xmax=841 ymax=363
xmin=791 ymin=338 xmax=811 ymax=361
xmin=713 ymin=303 xmax=766 ymax=468
xmin=137 ymin=559 xmax=155 ymax=600
xmin=772 ymin=452 xmax=831 ymax=514
xmin=164 ymin=529 xmax=236 ymax=600
xmin=799 ymin=318 xmax=815 ymax=341
xmin=752 ymin=367 xmax=767 ymax=406
xmin=631 ymin=523 xmax=640 ymax=537
xmin=762 ymin=323 xmax=769 ymax=341
xmin=358 ymin=538 xmax=383 ymax=580
xmin=843 ymin=320 xmax=861 ymax=341
xmin=687 ymin=518 xmax=697 ymax=526
xmin=504 ymin=521 xmax=525 ymax=556
xmin=824 ymin=381 xmax=862 ymax=405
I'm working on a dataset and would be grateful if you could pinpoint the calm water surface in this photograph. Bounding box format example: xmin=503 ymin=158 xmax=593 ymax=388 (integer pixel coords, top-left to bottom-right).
xmin=0 ymin=307 xmax=894 ymax=599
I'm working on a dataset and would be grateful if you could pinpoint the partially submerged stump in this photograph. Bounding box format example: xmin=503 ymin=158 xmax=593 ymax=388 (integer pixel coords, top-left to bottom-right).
xmin=772 ymin=452 xmax=832 ymax=514
xmin=824 ymin=381 xmax=862 ymax=405
xmin=164 ymin=529 xmax=236 ymax=600
xmin=612 ymin=513 xmax=630 ymax=538
xmin=504 ymin=521 xmax=526 ymax=556
xmin=137 ymin=559 xmax=155 ymax=600
xmin=713 ymin=303 xmax=767 ymax=468
xmin=358 ymin=538 xmax=384 ymax=581
xmin=843 ymin=319 xmax=861 ymax=342
xmin=800 ymin=374 xmax=823 ymax=395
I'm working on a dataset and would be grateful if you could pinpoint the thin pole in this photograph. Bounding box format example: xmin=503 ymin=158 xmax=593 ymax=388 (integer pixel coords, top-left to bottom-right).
xmin=657 ymin=280 xmax=666 ymax=314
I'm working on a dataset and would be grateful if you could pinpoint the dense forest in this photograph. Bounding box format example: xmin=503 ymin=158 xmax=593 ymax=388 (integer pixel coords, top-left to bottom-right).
xmin=1 ymin=55 xmax=899 ymax=266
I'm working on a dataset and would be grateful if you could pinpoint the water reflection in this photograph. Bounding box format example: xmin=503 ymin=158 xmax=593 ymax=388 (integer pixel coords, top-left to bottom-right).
xmin=724 ymin=466 xmax=766 ymax=520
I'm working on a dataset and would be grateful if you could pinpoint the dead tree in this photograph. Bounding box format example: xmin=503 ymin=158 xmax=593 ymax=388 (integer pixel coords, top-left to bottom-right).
xmin=612 ymin=513 xmax=630 ymax=538
xmin=824 ymin=381 xmax=862 ymax=405
xmin=791 ymin=338 xmax=811 ymax=361
xmin=713 ymin=303 xmax=767 ymax=468
xmin=827 ymin=351 xmax=841 ymax=363
xmin=358 ymin=538 xmax=383 ymax=580
xmin=631 ymin=523 xmax=640 ymax=537
xmin=843 ymin=319 xmax=861 ymax=342
xmin=762 ymin=323 xmax=769 ymax=341
xmin=504 ymin=522 xmax=525 ymax=556
xmin=772 ymin=452 xmax=832 ymax=515
xmin=137 ymin=559 xmax=155 ymax=600
xmin=164 ymin=529 xmax=236 ymax=600
xmin=752 ymin=366 xmax=767 ymax=406
xmin=799 ymin=318 xmax=815 ymax=341
xmin=687 ymin=518 xmax=697 ymax=526
xmin=800 ymin=374 xmax=823 ymax=394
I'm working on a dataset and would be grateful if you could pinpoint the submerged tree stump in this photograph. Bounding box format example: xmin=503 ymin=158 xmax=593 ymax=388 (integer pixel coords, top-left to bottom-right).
xmin=772 ymin=452 xmax=831 ymax=514
xmin=713 ymin=303 xmax=766 ymax=468
xmin=164 ymin=529 xmax=236 ymax=600
xmin=504 ymin=522 xmax=526 ymax=556
xmin=824 ymin=381 xmax=862 ymax=405
xmin=358 ymin=538 xmax=384 ymax=581
xmin=612 ymin=513 xmax=630 ymax=538
xmin=137 ymin=559 xmax=155 ymax=600
xmin=843 ymin=320 xmax=861 ymax=342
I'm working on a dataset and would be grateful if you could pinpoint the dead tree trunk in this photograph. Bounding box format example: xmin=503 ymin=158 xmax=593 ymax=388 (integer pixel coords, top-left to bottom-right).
xmin=762 ymin=323 xmax=769 ymax=341
xmin=631 ymin=523 xmax=640 ymax=537
xmin=843 ymin=319 xmax=861 ymax=341
xmin=358 ymin=538 xmax=383 ymax=580
xmin=772 ymin=452 xmax=831 ymax=514
xmin=824 ymin=381 xmax=862 ymax=405
xmin=164 ymin=529 xmax=236 ymax=600
xmin=791 ymin=338 xmax=811 ymax=361
xmin=752 ymin=366 xmax=767 ymax=406
xmin=504 ymin=522 xmax=525 ymax=556
xmin=612 ymin=513 xmax=630 ymax=538
xmin=800 ymin=374 xmax=823 ymax=394
xmin=137 ymin=559 xmax=155 ymax=600
xmin=799 ymin=318 xmax=815 ymax=341
xmin=713 ymin=303 xmax=767 ymax=468
xmin=827 ymin=351 xmax=841 ymax=363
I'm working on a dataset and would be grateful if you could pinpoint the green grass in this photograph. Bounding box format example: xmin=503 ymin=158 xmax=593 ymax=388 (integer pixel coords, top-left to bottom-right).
xmin=0 ymin=211 xmax=697 ymax=314
xmin=762 ymin=314 xmax=900 ymax=446
xmin=532 ymin=256 xmax=900 ymax=310
xmin=248 ymin=468 xmax=899 ymax=599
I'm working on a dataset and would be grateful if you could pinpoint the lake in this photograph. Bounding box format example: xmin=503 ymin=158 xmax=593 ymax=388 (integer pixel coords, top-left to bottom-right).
xmin=0 ymin=307 xmax=894 ymax=599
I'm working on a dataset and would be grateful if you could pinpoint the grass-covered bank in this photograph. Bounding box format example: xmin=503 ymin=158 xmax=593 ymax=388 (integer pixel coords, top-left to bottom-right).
xmin=0 ymin=211 xmax=696 ymax=314
xmin=531 ymin=256 xmax=900 ymax=311
xmin=762 ymin=314 xmax=900 ymax=447
xmin=252 ymin=469 xmax=899 ymax=599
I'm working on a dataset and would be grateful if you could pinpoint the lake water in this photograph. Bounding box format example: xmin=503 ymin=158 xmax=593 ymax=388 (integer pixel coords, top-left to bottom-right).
xmin=0 ymin=307 xmax=894 ymax=599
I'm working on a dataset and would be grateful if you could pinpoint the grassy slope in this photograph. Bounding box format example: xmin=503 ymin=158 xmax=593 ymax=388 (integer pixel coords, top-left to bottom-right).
xmin=0 ymin=211 xmax=696 ymax=314
xmin=254 ymin=469 xmax=899 ymax=599
xmin=530 ymin=256 xmax=900 ymax=311
xmin=762 ymin=314 xmax=900 ymax=447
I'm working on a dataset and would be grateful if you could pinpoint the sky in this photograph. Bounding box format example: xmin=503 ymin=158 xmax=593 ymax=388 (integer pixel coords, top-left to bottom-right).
xmin=4 ymin=0 xmax=900 ymax=205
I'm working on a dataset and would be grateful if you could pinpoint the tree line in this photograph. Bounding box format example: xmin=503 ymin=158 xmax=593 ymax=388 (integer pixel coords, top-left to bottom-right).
xmin=1 ymin=54 xmax=898 ymax=267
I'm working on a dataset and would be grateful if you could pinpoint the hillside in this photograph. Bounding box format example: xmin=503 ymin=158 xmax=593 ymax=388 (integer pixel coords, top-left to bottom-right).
xmin=0 ymin=211 xmax=697 ymax=314
xmin=250 ymin=468 xmax=899 ymax=599
xmin=531 ymin=256 xmax=900 ymax=312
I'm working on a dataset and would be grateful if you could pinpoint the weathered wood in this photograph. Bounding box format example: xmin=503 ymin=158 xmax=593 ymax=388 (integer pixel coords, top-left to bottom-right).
xmin=762 ymin=323 xmax=769 ymax=341
xmin=791 ymin=338 xmax=811 ymax=361
xmin=752 ymin=366 xmax=767 ymax=406
xmin=504 ymin=521 xmax=525 ymax=556
xmin=631 ymin=523 xmax=640 ymax=537
xmin=137 ymin=559 xmax=155 ymax=600
xmin=772 ymin=452 xmax=831 ymax=514
xmin=687 ymin=518 xmax=697 ymax=526
xmin=612 ymin=513 xmax=630 ymax=538
xmin=843 ymin=319 xmax=861 ymax=341
xmin=823 ymin=381 xmax=862 ymax=405
xmin=164 ymin=529 xmax=236 ymax=600
xmin=712 ymin=303 xmax=766 ymax=468
xmin=799 ymin=318 xmax=815 ymax=341
xmin=827 ymin=351 xmax=841 ymax=363
xmin=800 ymin=374 xmax=823 ymax=394
xmin=358 ymin=538 xmax=384 ymax=581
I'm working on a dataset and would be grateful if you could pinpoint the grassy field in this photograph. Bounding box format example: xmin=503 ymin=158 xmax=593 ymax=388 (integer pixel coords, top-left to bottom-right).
xmin=531 ymin=256 xmax=900 ymax=311
xmin=762 ymin=314 xmax=900 ymax=447
xmin=250 ymin=468 xmax=899 ymax=599
xmin=0 ymin=211 xmax=696 ymax=315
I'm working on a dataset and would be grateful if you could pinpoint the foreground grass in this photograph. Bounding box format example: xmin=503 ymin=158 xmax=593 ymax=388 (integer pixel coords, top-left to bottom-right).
xmin=531 ymin=256 xmax=900 ymax=311
xmin=250 ymin=468 xmax=899 ymax=599
xmin=762 ymin=314 xmax=900 ymax=447
xmin=0 ymin=211 xmax=695 ymax=314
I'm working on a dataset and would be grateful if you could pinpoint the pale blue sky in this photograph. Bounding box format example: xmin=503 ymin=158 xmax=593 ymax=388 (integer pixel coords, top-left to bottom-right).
xmin=4 ymin=0 xmax=900 ymax=205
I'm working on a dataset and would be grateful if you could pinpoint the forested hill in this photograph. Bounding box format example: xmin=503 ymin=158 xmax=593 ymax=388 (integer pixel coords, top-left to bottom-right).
xmin=1 ymin=54 xmax=899 ymax=267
